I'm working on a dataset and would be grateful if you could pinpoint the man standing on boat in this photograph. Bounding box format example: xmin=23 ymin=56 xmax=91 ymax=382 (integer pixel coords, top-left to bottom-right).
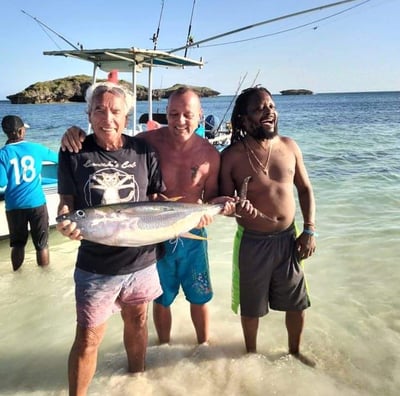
xmin=61 ymin=86 xmax=234 ymax=347
xmin=219 ymin=86 xmax=316 ymax=365
xmin=0 ymin=115 xmax=58 ymax=271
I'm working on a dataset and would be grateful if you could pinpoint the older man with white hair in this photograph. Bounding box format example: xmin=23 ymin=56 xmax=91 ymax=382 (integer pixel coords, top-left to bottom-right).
xmin=57 ymin=81 xmax=165 ymax=396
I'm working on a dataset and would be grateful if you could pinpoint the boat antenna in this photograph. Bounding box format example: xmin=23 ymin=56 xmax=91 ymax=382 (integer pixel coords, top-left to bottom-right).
xmin=169 ymin=0 xmax=362 ymax=53
xmin=184 ymin=0 xmax=197 ymax=57
xmin=21 ymin=9 xmax=80 ymax=50
xmin=216 ymin=72 xmax=248 ymax=132
xmin=151 ymin=0 xmax=165 ymax=50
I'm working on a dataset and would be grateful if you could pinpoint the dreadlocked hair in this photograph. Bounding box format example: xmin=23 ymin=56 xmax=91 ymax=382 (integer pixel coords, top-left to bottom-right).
xmin=230 ymin=86 xmax=273 ymax=144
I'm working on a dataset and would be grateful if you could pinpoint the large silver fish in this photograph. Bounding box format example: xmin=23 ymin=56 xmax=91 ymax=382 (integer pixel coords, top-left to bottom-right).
xmin=56 ymin=201 xmax=223 ymax=247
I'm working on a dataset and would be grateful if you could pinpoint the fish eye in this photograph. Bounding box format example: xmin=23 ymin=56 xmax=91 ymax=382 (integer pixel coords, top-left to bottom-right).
xmin=76 ymin=210 xmax=86 ymax=219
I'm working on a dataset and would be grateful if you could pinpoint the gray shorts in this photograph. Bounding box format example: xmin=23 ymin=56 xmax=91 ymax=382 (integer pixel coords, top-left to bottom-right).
xmin=233 ymin=224 xmax=310 ymax=317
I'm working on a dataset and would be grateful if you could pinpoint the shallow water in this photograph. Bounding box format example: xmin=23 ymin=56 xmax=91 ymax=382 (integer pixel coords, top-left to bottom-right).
xmin=0 ymin=208 xmax=399 ymax=395
xmin=0 ymin=92 xmax=399 ymax=395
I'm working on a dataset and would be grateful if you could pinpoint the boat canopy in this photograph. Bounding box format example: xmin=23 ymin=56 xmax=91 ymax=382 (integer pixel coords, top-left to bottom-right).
xmin=43 ymin=47 xmax=203 ymax=72
xmin=43 ymin=47 xmax=204 ymax=132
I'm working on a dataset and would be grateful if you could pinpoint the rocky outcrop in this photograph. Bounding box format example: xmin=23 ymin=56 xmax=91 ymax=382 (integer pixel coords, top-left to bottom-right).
xmin=280 ymin=89 xmax=313 ymax=95
xmin=154 ymin=84 xmax=220 ymax=98
xmin=6 ymin=75 xmax=220 ymax=104
xmin=7 ymin=75 xmax=92 ymax=104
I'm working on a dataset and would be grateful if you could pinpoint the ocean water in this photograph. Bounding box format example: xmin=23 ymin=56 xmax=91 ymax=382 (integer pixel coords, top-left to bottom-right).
xmin=0 ymin=91 xmax=399 ymax=396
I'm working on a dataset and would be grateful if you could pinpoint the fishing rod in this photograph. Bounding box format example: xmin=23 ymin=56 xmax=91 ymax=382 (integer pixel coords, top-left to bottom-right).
xmin=21 ymin=9 xmax=80 ymax=50
xmin=216 ymin=69 xmax=262 ymax=132
xmin=249 ymin=69 xmax=260 ymax=88
xmin=216 ymin=72 xmax=248 ymax=132
xmin=200 ymin=0 xmax=370 ymax=49
xmin=184 ymin=0 xmax=197 ymax=57
xmin=169 ymin=0 xmax=364 ymax=53
xmin=152 ymin=0 xmax=165 ymax=50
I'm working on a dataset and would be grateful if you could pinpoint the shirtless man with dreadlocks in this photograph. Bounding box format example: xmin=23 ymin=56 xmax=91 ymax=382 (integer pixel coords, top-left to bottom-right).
xmin=219 ymin=86 xmax=316 ymax=365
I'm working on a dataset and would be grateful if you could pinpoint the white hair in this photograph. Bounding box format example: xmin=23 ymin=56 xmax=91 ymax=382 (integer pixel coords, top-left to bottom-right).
xmin=85 ymin=82 xmax=134 ymax=114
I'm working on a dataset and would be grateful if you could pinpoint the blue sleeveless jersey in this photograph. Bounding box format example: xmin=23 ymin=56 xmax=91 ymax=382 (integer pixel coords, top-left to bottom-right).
xmin=0 ymin=141 xmax=58 ymax=210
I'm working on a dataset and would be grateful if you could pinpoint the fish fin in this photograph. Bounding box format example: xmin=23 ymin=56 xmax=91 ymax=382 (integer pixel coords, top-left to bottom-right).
xmin=180 ymin=232 xmax=209 ymax=241
xmin=167 ymin=196 xmax=184 ymax=202
xmin=156 ymin=194 xmax=184 ymax=202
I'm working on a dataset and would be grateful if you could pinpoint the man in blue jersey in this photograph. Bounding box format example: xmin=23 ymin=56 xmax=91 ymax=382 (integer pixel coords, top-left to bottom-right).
xmin=0 ymin=115 xmax=58 ymax=271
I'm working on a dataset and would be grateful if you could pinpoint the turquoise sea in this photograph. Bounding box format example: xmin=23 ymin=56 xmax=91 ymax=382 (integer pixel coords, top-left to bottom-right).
xmin=0 ymin=91 xmax=399 ymax=395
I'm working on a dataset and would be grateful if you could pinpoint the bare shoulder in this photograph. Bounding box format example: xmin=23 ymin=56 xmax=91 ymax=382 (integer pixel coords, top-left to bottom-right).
xmin=199 ymin=137 xmax=220 ymax=158
xmin=137 ymin=128 xmax=163 ymax=140
xmin=186 ymin=137 xmax=220 ymax=170
xmin=220 ymin=141 xmax=244 ymax=160
xmin=278 ymin=135 xmax=301 ymax=153
xmin=220 ymin=142 xmax=246 ymax=174
xmin=137 ymin=128 xmax=167 ymax=148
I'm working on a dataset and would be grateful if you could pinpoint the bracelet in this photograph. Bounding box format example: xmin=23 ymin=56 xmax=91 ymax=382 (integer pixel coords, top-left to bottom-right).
xmin=303 ymin=228 xmax=318 ymax=237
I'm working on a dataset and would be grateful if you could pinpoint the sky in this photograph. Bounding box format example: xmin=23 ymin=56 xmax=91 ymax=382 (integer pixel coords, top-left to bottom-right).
xmin=1 ymin=0 xmax=399 ymax=100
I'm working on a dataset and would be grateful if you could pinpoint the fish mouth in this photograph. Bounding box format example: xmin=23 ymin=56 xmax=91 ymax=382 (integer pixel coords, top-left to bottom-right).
xmin=56 ymin=213 xmax=69 ymax=222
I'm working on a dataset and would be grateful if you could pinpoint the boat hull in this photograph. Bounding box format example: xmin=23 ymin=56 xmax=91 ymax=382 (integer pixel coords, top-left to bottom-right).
xmin=0 ymin=162 xmax=59 ymax=240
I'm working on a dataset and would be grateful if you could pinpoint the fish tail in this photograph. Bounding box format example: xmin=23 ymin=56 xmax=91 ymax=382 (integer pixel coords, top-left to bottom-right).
xmin=238 ymin=176 xmax=277 ymax=222
xmin=239 ymin=176 xmax=251 ymax=201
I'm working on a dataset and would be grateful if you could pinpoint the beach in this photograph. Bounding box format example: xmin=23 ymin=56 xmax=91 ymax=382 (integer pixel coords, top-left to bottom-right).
xmin=0 ymin=92 xmax=399 ymax=395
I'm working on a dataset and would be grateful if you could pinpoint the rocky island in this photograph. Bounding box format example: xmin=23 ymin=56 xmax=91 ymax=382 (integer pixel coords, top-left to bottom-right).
xmin=6 ymin=75 xmax=220 ymax=104
xmin=280 ymin=89 xmax=313 ymax=95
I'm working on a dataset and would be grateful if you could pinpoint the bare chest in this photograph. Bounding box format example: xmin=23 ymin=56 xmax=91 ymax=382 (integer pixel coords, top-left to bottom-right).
xmin=160 ymin=154 xmax=211 ymax=200
xmin=239 ymin=144 xmax=296 ymax=182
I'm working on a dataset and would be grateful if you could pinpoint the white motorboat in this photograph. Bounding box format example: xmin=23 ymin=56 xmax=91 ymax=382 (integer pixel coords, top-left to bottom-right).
xmin=0 ymin=161 xmax=59 ymax=239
